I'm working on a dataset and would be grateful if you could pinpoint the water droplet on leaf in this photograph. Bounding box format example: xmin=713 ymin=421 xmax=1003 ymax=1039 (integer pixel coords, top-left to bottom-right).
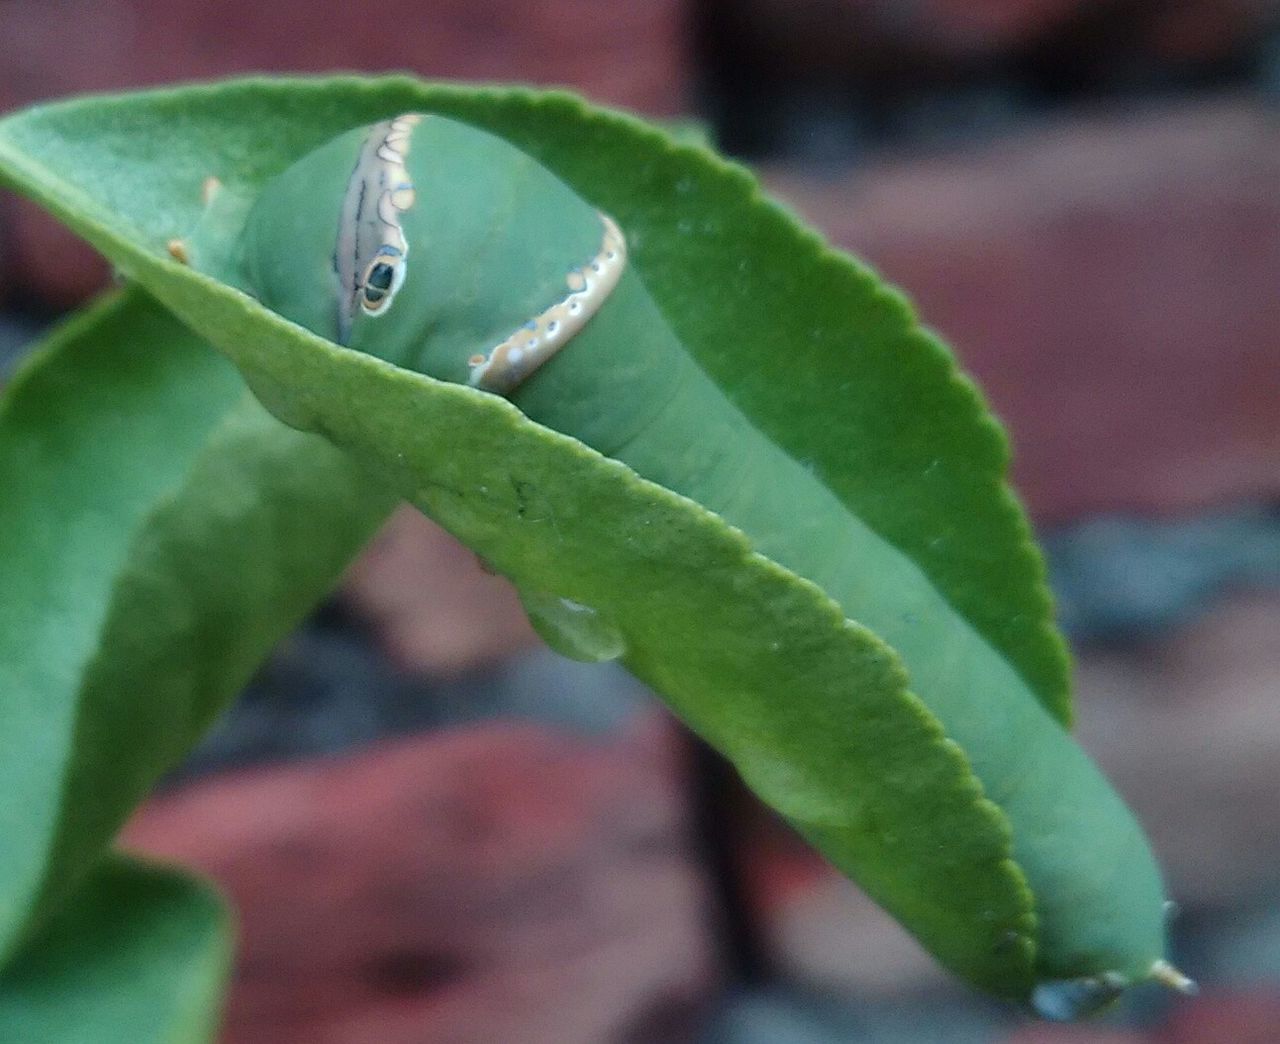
xmin=1031 ymin=974 xmax=1127 ymax=1021
xmin=519 ymin=589 xmax=626 ymax=664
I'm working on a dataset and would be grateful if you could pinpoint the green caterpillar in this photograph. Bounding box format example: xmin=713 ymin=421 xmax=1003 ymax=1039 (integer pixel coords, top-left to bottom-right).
xmin=236 ymin=113 xmax=1190 ymax=1012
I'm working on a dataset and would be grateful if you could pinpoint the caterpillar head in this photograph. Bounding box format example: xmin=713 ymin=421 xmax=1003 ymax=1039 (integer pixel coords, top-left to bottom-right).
xmin=239 ymin=113 xmax=625 ymax=393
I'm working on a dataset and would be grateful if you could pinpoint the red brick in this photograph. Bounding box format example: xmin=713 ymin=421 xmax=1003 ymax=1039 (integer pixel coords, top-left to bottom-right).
xmin=1162 ymin=989 xmax=1280 ymax=1044
xmin=0 ymin=0 xmax=689 ymax=308
xmin=1071 ymin=594 xmax=1280 ymax=909
xmin=122 ymin=716 xmax=715 ymax=1043
xmin=0 ymin=0 xmax=687 ymax=117
xmin=765 ymin=99 xmax=1280 ymax=522
xmin=342 ymin=507 xmax=539 ymax=679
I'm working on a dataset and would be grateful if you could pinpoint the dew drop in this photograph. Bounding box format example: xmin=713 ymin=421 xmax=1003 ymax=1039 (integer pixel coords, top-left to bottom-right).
xmin=1031 ymin=974 xmax=1127 ymax=1022
xmin=519 ymin=589 xmax=627 ymax=664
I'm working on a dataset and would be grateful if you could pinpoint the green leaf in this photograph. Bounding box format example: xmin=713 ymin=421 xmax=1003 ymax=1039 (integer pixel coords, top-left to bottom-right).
xmin=0 ymin=854 xmax=229 ymax=1044
xmin=0 ymin=78 xmax=1173 ymax=1004
xmin=0 ymin=77 xmax=1069 ymax=723
xmin=0 ymin=289 xmax=396 ymax=965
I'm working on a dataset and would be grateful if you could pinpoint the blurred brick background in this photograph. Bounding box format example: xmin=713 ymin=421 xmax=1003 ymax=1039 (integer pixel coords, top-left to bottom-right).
xmin=3 ymin=1 xmax=1280 ymax=1041
xmin=0 ymin=0 xmax=687 ymax=308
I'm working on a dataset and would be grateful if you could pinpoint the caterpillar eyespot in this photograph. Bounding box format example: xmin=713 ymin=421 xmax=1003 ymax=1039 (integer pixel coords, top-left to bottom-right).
xmin=334 ymin=114 xmax=420 ymax=338
xmin=359 ymin=250 xmax=404 ymax=313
